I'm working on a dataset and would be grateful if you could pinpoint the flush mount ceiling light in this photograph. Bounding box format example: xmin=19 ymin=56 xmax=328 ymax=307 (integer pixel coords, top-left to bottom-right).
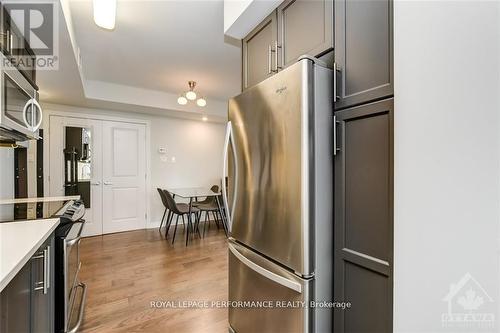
xmin=93 ymin=0 xmax=116 ymax=30
xmin=177 ymin=81 xmax=207 ymax=107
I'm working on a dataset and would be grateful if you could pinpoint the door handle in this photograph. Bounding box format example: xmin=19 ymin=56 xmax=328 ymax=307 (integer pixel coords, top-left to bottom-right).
xmin=91 ymin=181 xmax=100 ymax=186
xmin=103 ymin=181 xmax=113 ymax=185
xmin=229 ymin=243 xmax=302 ymax=293
xmin=222 ymin=121 xmax=238 ymax=232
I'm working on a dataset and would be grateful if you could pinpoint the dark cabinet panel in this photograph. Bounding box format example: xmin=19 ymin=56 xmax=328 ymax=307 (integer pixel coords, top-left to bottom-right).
xmin=1 ymin=4 xmax=37 ymax=86
xmin=0 ymin=234 xmax=54 ymax=333
xmin=277 ymin=0 xmax=333 ymax=68
xmin=334 ymin=0 xmax=393 ymax=109
xmin=334 ymin=98 xmax=393 ymax=332
xmin=31 ymin=235 xmax=55 ymax=333
xmin=0 ymin=262 xmax=31 ymax=333
xmin=242 ymin=12 xmax=277 ymax=90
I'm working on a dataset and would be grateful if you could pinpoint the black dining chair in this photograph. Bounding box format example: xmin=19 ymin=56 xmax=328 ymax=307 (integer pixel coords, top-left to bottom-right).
xmin=192 ymin=185 xmax=222 ymax=236
xmin=157 ymin=188 xmax=170 ymax=231
xmin=163 ymin=189 xmax=200 ymax=245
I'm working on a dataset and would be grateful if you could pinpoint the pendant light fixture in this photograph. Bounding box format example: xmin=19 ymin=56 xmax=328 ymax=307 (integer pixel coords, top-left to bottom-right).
xmin=185 ymin=81 xmax=197 ymax=100
xmin=177 ymin=81 xmax=207 ymax=107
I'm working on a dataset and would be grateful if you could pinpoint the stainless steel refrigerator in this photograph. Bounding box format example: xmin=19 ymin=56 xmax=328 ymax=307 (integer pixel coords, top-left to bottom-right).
xmin=222 ymin=57 xmax=333 ymax=333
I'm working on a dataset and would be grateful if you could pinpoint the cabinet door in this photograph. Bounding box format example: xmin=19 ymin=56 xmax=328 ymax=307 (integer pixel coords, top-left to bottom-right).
xmin=277 ymin=0 xmax=333 ymax=68
xmin=334 ymin=0 xmax=393 ymax=109
xmin=31 ymin=235 xmax=55 ymax=333
xmin=334 ymin=98 xmax=393 ymax=332
xmin=0 ymin=263 xmax=31 ymax=333
xmin=242 ymin=12 xmax=277 ymax=90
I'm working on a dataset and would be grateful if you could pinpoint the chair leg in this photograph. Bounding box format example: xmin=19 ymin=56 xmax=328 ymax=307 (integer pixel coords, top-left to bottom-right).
xmin=172 ymin=215 xmax=180 ymax=244
xmin=185 ymin=213 xmax=190 ymax=246
xmin=165 ymin=212 xmax=173 ymax=237
xmin=214 ymin=211 xmax=220 ymax=229
xmin=159 ymin=208 xmax=167 ymax=231
xmin=203 ymin=211 xmax=208 ymax=236
xmin=195 ymin=213 xmax=201 ymax=237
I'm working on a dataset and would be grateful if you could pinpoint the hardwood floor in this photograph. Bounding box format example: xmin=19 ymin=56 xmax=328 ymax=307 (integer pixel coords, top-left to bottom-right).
xmin=78 ymin=225 xmax=228 ymax=333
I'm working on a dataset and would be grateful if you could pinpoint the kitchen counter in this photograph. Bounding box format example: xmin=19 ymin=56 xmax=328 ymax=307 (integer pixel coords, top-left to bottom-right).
xmin=0 ymin=218 xmax=59 ymax=292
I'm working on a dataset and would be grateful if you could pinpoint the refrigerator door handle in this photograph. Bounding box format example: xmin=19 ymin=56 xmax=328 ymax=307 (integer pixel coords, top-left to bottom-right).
xmin=222 ymin=121 xmax=238 ymax=232
xmin=229 ymin=243 xmax=302 ymax=293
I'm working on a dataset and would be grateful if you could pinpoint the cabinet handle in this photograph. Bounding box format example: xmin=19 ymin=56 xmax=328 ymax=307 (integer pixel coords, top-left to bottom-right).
xmin=9 ymin=32 xmax=13 ymax=52
xmin=268 ymin=44 xmax=273 ymax=74
xmin=334 ymin=63 xmax=341 ymax=101
xmin=333 ymin=116 xmax=340 ymax=156
xmin=274 ymin=41 xmax=282 ymax=72
xmin=32 ymin=246 xmax=49 ymax=294
xmin=45 ymin=246 xmax=50 ymax=291
xmin=5 ymin=29 xmax=10 ymax=52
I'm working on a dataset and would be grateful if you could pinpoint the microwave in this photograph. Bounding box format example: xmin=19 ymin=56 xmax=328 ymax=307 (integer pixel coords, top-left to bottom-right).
xmin=0 ymin=52 xmax=42 ymax=142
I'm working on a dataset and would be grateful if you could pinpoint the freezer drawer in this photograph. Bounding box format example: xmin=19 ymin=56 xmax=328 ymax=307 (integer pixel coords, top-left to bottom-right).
xmin=228 ymin=241 xmax=312 ymax=333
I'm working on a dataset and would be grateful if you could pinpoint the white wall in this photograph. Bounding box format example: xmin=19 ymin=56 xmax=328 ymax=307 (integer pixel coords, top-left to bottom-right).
xmin=394 ymin=1 xmax=500 ymax=331
xmin=224 ymin=0 xmax=283 ymax=38
xmin=42 ymin=103 xmax=226 ymax=228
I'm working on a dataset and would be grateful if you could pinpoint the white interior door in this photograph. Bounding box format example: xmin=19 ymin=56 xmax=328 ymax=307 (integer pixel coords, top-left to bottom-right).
xmin=48 ymin=115 xmax=103 ymax=237
xmin=102 ymin=121 xmax=146 ymax=234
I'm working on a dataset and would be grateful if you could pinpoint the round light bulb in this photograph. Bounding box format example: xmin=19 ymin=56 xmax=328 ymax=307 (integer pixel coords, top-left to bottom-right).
xmin=196 ymin=98 xmax=207 ymax=107
xmin=177 ymin=96 xmax=187 ymax=105
xmin=185 ymin=90 xmax=197 ymax=100
xmin=202 ymin=116 xmax=208 ymax=122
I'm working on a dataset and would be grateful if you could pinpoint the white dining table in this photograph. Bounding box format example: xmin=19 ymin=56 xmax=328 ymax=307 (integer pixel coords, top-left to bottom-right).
xmin=167 ymin=187 xmax=228 ymax=244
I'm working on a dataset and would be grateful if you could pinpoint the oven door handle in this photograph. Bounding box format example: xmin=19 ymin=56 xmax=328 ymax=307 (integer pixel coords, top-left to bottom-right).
xmin=66 ymin=282 xmax=87 ymax=333
xmin=65 ymin=223 xmax=84 ymax=247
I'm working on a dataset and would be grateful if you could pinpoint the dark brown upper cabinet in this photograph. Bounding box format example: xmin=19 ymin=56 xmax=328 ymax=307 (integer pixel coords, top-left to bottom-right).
xmin=242 ymin=12 xmax=277 ymax=90
xmin=334 ymin=0 xmax=393 ymax=110
xmin=242 ymin=0 xmax=333 ymax=90
xmin=277 ymin=0 xmax=333 ymax=69
xmin=0 ymin=3 xmax=37 ymax=87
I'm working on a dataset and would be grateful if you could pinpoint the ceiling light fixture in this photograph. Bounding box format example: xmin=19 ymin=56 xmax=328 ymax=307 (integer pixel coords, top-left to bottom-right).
xmin=177 ymin=81 xmax=207 ymax=107
xmin=177 ymin=95 xmax=188 ymax=105
xmin=186 ymin=81 xmax=197 ymax=100
xmin=196 ymin=97 xmax=207 ymax=107
xmin=93 ymin=0 xmax=116 ymax=30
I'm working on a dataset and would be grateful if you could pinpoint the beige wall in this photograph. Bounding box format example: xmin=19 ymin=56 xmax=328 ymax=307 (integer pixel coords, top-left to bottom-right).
xmin=42 ymin=103 xmax=226 ymax=228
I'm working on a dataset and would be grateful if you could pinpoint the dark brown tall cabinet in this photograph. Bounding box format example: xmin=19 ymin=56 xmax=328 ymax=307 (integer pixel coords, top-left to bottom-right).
xmin=334 ymin=0 xmax=393 ymax=110
xmin=242 ymin=0 xmax=333 ymax=90
xmin=333 ymin=0 xmax=394 ymax=332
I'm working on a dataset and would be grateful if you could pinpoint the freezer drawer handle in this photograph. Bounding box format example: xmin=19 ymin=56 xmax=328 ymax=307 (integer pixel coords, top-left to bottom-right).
xmin=229 ymin=243 xmax=302 ymax=293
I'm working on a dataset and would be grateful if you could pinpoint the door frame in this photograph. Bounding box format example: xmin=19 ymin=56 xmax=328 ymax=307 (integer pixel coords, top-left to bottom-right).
xmin=42 ymin=108 xmax=151 ymax=229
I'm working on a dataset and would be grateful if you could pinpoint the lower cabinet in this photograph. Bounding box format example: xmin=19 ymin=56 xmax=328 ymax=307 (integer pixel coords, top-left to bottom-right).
xmin=0 ymin=234 xmax=55 ymax=333
xmin=333 ymin=98 xmax=393 ymax=332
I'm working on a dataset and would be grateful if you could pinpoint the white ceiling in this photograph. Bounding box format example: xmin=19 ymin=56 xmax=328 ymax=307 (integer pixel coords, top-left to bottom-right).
xmin=37 ymin=0 xmax=242 ymax=121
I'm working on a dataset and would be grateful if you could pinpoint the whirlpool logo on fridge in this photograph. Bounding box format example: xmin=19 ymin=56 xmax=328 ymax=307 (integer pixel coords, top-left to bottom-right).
xmin=441 ymin=273 xmax=495 ymax=329
xmin=2 ymin=0 xmax=59 ymax=70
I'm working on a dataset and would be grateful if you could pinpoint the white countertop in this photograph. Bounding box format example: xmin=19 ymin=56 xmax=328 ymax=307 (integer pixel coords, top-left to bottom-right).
xmin=0 ymin=195 xmax=80 ymax=205
xmin=0 ymin=218 xmax=60 ymax=292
